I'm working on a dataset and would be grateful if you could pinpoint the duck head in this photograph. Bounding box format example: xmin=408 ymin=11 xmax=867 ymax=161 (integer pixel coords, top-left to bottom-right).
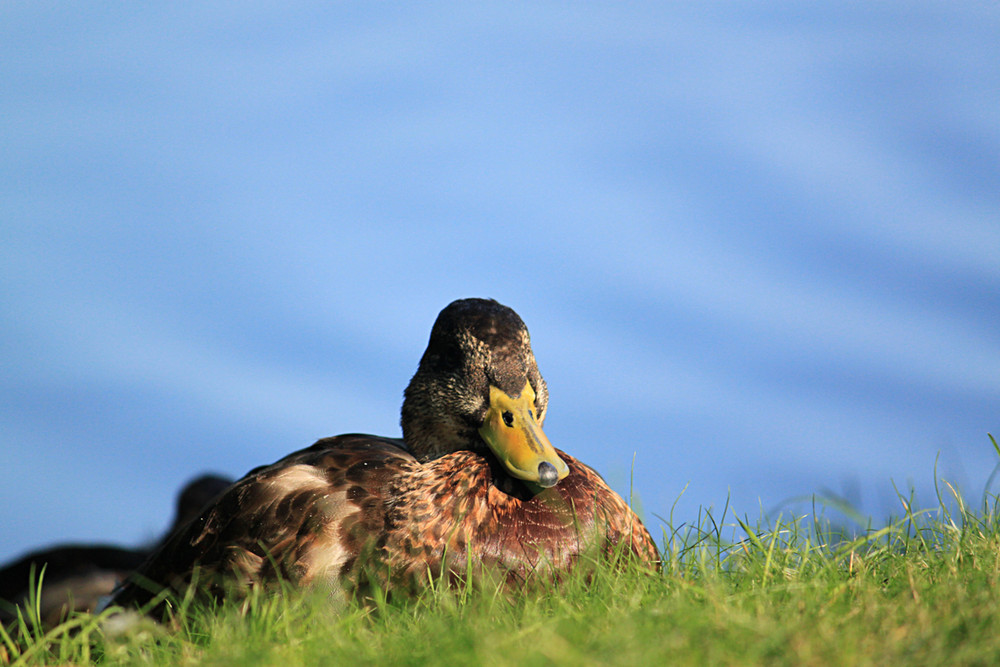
xmin=401 ymin=298 xmax=570 ymax=488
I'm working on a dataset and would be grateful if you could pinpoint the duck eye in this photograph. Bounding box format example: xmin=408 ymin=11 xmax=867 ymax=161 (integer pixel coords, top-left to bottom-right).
xmin=502 ymin=411 xmax=514 ymax=427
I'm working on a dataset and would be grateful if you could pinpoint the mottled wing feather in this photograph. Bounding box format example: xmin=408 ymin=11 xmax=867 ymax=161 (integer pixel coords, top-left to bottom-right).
xmin=110 ymin=435 xmax=416 ymax=614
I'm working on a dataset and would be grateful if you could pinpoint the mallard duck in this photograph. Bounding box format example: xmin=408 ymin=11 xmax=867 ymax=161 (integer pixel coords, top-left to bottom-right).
xmin=0 ymin=474 xmax=231 ymax=627
xmin=109 ymin=299 xmax=659 ymax=615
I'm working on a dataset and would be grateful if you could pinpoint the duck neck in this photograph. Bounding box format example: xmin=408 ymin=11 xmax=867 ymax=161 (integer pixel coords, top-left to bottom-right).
xmin=401 ymin=411 xmax=484 ymax=462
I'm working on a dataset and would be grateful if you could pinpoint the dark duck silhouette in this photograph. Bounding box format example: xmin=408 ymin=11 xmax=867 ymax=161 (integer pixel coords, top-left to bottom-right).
xmin=0 ymin=474 xmax=231 ymax=627
xmin=108 ymin=299 xmax=659 ymax=616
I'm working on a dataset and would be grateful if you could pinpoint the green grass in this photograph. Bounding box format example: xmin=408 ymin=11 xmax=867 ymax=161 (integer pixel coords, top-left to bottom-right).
xmin=5 ymin=436 xmax=1000 ymax=666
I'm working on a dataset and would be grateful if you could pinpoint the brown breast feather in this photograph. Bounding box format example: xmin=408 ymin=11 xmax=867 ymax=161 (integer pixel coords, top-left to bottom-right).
xmin=377 ymin=449 xmax=659 ymax=589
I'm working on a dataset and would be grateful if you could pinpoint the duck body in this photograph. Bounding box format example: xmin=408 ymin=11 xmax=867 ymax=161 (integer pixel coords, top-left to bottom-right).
xmin=113 ymin=436 xmax=657 ymax=612
xmin=110 ymin=299 xmax=659 ymax=615
xmin=0 ymin=474 xmax=231 ymax=627
xmin=0 ymin=545 xmax=146 ymax=627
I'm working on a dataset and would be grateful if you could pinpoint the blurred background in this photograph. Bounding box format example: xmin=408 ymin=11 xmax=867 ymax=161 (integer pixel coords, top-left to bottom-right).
xmin=2 ymin=3 xmax=998 ymax=563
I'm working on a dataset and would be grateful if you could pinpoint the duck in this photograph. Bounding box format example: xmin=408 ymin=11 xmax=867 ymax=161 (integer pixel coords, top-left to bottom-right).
xmin=0 ymin=474 xmax=231 ymax=627
xmin=109 ymin=298 xmax=659 ymax=616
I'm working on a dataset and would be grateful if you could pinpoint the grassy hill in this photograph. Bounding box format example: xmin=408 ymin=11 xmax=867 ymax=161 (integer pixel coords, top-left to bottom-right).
xmin=5 ymin=439 xmax=1000 ymax=666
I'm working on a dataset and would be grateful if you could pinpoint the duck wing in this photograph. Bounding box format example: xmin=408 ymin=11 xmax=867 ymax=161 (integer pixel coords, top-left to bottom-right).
xmin=109 ymin=435 xmax=417 ymax=615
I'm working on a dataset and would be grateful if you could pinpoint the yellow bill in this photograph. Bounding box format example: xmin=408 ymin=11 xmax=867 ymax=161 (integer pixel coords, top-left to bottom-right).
xmin=478 ymin=382 xmax=570 ymax=488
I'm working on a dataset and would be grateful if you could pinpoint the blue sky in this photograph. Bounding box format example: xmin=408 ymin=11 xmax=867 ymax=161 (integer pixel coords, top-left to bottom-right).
xmin=2 ymin=3 xmax=998 ymax=563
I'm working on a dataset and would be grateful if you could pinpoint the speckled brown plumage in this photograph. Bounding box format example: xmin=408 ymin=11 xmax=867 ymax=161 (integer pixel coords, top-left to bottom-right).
xmin=109 ymin=299 xmax=659 ymax=617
